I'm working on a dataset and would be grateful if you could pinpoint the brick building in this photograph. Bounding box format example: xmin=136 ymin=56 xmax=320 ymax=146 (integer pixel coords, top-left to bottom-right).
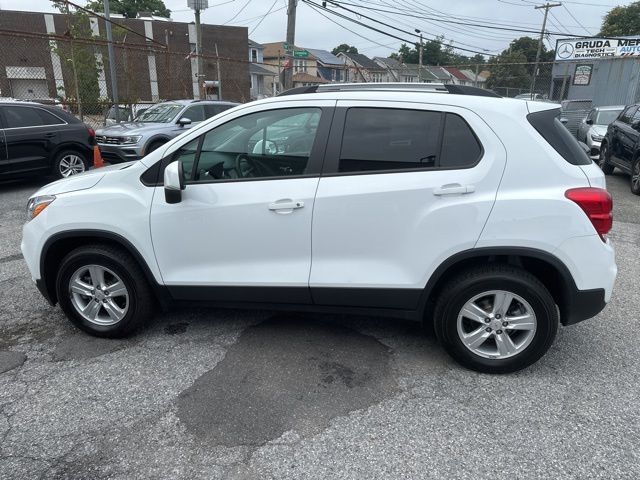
xmin=0 ymin=10 xmax=250 ymax=105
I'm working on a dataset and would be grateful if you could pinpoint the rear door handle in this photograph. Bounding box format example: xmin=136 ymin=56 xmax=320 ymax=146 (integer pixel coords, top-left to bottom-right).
xmin=268 ymin=199 xmax=304 ymax=214
xmin=433 ymin=184 xmax=475 ymax=196
xmin=44 ymin=133 xmax=56 ymax=138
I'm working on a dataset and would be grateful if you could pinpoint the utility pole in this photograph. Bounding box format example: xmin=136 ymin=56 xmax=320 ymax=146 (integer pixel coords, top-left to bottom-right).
xmin=530 ymin=2 xmax=561 ymax=96
xmin=104 ymin=0 xmax=119 ymax=121
xmin=195 ymin=7 xmax=203 ymax=98
xmin=416 ymin=29 xmax=423 ymax=83
xmin=284 ymin=0 xmax=297 ymax=90
xmin=215 ymin=43 xmax=222 ymax=100
xmin=188 ymin=0 xmax=208 ymax=99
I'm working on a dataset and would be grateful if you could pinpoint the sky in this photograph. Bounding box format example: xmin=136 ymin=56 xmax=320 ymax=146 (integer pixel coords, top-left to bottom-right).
xmin=0 ymin=0 xmax=632 ymax=58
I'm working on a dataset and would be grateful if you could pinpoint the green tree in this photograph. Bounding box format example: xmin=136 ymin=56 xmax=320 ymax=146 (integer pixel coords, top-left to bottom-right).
xmin=51 ymin=1 xmax=103 ymax=116
xmin=389 ymin=36 xmax=483 ymax=66
xmin=85 ymin=0 xmax=171 ymax=18
xmin=600 ymin=1 xmax=640 ymax=36
xmin=486 ymin=51 xmax=530 ymax=91
xmin=332 ymin=44 xmax=358 ymax=55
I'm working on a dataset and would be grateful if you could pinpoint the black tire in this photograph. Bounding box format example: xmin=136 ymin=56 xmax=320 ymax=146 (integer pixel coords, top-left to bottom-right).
xmin=631 ymin=158 xmax=640 ymax=196
xmin=145 ymin=140 xmax=166 ymax=155
xmin=52 ymin=149 xmax=89 ymax=179
xmin=55 ymin=244 xmax=154 ymax=337
xmin=598 ymin=143 xmax=614 ymax=175
xmin=433 ymin=265 xmax=558 ymax=374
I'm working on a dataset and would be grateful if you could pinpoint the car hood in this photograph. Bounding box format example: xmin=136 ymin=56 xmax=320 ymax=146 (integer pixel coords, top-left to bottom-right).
xmin=590 ymin=125 xmax=608 ymax=137
xmin=96 ymin=122 xmax=171 ymax=135
xmin=34 ymin=162 xmax=137 ymax=196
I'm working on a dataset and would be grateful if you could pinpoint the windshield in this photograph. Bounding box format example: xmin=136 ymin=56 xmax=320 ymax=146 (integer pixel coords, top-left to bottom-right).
xmin=134 ymin=103 xmax=182 ymax=123
xmin=595 ymin=109 xmax=623 ymax=125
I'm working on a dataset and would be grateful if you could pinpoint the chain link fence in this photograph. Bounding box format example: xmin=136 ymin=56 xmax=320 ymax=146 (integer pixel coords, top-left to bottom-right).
xmin=0 ymin=3 xmax=250 ymax=128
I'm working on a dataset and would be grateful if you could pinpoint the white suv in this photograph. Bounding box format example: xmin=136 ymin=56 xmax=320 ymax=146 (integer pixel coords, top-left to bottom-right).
xmin=21 ymin=84 xmax=616 ymax=373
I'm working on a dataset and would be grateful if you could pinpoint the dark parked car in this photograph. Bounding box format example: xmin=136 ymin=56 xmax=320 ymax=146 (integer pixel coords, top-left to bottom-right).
xmin=599 ymin=103 xmax=640 ymax=195
xmin=0 ymin=101 xmax=95 ymax=180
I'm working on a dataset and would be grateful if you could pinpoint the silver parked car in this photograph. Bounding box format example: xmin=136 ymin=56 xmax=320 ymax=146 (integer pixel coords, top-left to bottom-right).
xmin=577 ymin=105 xmax=625 ymax=159
xmin=95 ymin=99 xmax=238 ymax=163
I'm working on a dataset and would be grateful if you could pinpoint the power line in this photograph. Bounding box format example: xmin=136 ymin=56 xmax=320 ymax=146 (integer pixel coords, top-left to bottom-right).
xmin=249 ymin=0 xmax=279 ymax=34
xmin=324 ymin=0 xmax=626 ymax=40
xmin=563 ymin=3 xmax=593 ymax=35
xmin=223 ymin=0 xmax=252 ymax=25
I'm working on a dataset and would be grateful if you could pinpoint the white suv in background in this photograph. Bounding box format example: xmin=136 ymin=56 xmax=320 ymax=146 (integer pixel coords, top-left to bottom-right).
xmin=21 ymin=84 xmax=616 ymax=373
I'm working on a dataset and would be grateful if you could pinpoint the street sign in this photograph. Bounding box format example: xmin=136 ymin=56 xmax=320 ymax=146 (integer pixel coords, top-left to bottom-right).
xmin=293 ymin=50 xmax=309 ymax=58
xmin=283 ymin=42 xmax=290 ymax=51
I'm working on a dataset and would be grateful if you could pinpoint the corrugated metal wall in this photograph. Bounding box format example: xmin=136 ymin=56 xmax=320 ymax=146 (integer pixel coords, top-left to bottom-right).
xmin=552 ymin=58 xmax=640 ymax=106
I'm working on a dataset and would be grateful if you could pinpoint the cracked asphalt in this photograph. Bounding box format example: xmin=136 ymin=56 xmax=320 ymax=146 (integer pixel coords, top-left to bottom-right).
xmin=1 ymin=171 xmax=639 ymax=479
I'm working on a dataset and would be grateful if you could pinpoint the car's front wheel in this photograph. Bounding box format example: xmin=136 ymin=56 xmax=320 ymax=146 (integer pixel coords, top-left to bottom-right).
xmin=434 ymin=265 xmax=558 ymax=374
xmin=598 ymin=143 xmax=614 ymax=174
xmin=53 ymin=150 xmax=89 ymax=178
xmin=55 ymin=244 xmax=154 ymax=337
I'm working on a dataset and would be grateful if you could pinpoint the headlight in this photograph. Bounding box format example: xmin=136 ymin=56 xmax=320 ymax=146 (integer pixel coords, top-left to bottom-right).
xmin=27 ymin=195 xmax=56 ymax=220
xmin=120 ymin=135 xmax=141 ymax=145
xmin=591 ymin=134 xmax=604 ymax=142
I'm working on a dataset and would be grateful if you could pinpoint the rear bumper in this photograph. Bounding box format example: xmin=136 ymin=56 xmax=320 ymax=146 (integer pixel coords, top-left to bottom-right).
xmin=562 ymin=288 xmax=606 ymax=326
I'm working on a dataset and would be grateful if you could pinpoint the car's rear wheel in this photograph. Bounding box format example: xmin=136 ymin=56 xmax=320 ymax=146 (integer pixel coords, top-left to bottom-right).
xmin=631 ymin=158 xmax=640 ymax=196
xmin=598 ymin=143 xmax=614 ymax=175
xmin=53 ymin=150 xmax=88 ymax=178
xmin=55 ymin=244 xmax=154 ymax=337
xmin=434 ymin=265 xmax=558 ymax=374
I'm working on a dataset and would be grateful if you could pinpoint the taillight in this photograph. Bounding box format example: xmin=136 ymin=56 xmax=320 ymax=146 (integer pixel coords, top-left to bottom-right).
xmin=87 ymin=127 xmax=96 ymax=138
xmin=565 ymin=187 xmax=613 ymax=241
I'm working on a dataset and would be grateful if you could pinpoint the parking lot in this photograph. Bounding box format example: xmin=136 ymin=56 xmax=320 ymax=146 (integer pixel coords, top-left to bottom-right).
xmin=0 ymin=171 xmax=638 ymax=479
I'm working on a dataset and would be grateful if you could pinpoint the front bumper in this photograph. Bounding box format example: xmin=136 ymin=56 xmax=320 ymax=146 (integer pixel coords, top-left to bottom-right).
xmin=97 ymin=143 xmax=144 ymax=164
xmin=587 ymin=138 xmax=602 ymax=160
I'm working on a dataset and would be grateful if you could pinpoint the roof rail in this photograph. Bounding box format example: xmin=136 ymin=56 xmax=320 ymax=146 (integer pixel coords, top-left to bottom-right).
xmin=277 ymin=82 xmax=501 ymax=98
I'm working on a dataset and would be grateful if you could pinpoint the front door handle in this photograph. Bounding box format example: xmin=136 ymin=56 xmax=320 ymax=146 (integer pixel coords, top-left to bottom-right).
xmin=268 ymin=199 xmax=304 ymax=214
xmin=433 ymin=184 xmax=475 ymax=196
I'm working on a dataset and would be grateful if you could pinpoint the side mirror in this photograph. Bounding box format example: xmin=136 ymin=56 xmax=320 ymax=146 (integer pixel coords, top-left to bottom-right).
xmin=178 ymin=117 xmax=192 ymax=127
xmin=586 ymin=118 xmax=593 ymax=125
xmin=164 ymin=161 xmax=185 ymax=204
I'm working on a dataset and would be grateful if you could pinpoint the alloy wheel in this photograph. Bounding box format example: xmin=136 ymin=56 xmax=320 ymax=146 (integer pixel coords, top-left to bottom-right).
xmin=69 ymin=265 xmax=129 ymax=326
xmin=456 ymin=290 xmax=537 ymax=360
xmin=59 ymin=154 xmax=86 ymax=177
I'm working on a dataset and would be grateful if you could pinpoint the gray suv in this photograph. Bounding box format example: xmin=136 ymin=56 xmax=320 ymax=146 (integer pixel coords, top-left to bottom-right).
xmin=95 ymin=99 xmax=238 ymax=163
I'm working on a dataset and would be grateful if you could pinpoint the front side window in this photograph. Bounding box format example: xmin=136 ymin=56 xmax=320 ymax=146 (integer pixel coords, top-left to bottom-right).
xmin=174 ymin=107 xmax=322 ymax=183
xmin=181 ymin=105 xmax=206 ymax=123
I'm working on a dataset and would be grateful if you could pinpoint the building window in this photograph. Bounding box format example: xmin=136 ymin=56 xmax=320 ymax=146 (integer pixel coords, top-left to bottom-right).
xmin=371 ymin=72 xmax=383 ymax=83
xmin=294 ymin=59 xmax=307 ymax=73
xmin=403 ymin=76 xmax=414 ymax=83
xmin=250 ymin=49 xmax=258 ymax=63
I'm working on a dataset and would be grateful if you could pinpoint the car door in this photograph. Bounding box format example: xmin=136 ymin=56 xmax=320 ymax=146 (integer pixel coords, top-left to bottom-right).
xmin=0 ymin=104 xmax=65 ymax=174
xmin=0 ymin=122 xmax=7 ymax=175
xmin=170 ymin=104 xmax=206 ymax=138
xmin=149 ymin=100 xmax=335 ymax=304
xmin=611 ymin=106 xmax=638 ymax=170
xmin=309 ymin=101 xmax=506 ymax=310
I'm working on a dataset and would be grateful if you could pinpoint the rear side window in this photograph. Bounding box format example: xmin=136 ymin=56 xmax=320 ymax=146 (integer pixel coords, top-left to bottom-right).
xmin=440 ymin=114 xmax=483 ymax=168
xmin=205 ymin=104 xmax=234 ymax=118
xmin=527 ymin=108 xmax=591 ymax=166
xmin=338 ymin=108 xmax=482 ymax=173
xmin=2 ymin=106 xmax=64 ymax=128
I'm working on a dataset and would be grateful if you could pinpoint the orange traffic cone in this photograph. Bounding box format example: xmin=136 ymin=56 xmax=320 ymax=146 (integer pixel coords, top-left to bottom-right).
xmin=93 ymin=145 xmax=104 ymax=168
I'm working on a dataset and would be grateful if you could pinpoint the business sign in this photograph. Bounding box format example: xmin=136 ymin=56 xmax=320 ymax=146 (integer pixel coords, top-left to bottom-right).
xmin=573 ymin=64 xmax=593 ymax=85
xmin=555 ymin=37 xmax=640 ymax=61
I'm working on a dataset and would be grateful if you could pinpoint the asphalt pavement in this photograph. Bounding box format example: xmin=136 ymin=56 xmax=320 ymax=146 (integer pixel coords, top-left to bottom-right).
xmin=0 ymin=171 xmax=639 ymax=479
